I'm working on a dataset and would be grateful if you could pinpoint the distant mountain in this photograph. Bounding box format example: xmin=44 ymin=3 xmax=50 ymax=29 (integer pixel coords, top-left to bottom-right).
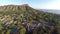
xmin=0 ymin=4 xmax=32 ymax=11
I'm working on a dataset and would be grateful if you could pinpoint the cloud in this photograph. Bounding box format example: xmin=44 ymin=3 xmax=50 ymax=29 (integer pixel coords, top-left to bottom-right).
xmin=31 ymin=0 xmax=60 ymax=10
xmin=46 ymin=0 xmax=60 ymax=10
xmin=43 ymin=0 xmax=60 ymax=10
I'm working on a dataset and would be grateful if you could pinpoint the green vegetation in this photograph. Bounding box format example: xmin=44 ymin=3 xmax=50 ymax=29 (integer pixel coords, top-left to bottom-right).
xmin=0 ymin=4 xmax=60 ymax=34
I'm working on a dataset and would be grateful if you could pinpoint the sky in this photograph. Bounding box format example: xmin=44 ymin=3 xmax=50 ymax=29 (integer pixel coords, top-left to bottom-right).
xmin=0 ymin=0 xmax=60 ymax=10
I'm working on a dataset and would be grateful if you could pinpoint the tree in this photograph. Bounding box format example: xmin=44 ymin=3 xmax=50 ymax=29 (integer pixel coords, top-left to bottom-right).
xmin=20 ymin=27 xmax=26 ymax=34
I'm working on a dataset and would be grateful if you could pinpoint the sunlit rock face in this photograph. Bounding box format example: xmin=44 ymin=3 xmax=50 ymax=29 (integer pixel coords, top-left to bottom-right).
xmin=0 ymin=4 xmax=31 ymax=11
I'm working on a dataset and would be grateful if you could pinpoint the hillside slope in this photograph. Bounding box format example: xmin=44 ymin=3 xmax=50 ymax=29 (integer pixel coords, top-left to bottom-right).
xmin=0 ymin=4 xmax=60 ymax=34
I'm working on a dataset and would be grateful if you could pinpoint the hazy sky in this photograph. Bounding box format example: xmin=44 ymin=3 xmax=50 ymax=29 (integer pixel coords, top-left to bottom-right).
xmin=0 ymin=0 xmax=60 ymax=10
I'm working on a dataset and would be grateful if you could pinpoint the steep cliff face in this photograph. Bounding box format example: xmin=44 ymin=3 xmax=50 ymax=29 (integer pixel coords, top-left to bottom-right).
xmin=0 ymin=4 xmax=33 ymax=11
